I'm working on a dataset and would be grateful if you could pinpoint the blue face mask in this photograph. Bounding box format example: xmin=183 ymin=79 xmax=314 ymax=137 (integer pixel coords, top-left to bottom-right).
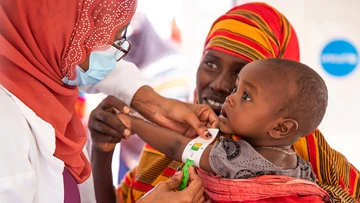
xmin=62 ymin=47 xmax=119 ymax=86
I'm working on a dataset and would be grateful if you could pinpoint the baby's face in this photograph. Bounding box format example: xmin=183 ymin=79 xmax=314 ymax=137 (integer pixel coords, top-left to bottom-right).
xmin=219 ymin=61 xmax=290 ymax=143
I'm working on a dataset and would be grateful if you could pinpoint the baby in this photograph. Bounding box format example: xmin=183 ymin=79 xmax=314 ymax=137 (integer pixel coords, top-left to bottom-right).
xmin=118 ymin=58 xmax=328 ymax=182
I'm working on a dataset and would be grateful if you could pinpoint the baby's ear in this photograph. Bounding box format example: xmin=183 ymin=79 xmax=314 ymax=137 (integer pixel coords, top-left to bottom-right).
xmin=268 ymin=118 xmax=298 ymax=139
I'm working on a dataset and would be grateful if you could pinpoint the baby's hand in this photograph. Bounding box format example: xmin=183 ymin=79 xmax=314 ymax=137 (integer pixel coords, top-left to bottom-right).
xmin=116 ymin=114 xmax=132 ymax=139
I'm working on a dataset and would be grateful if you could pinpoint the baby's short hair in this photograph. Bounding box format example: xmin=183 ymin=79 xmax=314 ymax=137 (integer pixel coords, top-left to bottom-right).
xmin=263 ymin=58 xmax=328 ymax=136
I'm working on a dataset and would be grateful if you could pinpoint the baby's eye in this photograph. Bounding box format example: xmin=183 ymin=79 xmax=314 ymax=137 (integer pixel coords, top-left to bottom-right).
xmin=242 ymin=92 xmax=252 ymax=101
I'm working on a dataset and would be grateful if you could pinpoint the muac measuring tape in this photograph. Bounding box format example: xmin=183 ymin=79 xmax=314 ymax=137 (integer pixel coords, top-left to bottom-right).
xmin=178 ymin=128 xmax=219 ymax=190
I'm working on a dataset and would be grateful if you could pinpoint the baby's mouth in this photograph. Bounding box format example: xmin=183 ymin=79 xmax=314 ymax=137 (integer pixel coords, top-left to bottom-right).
xmin=220 ymin=107 xmax=228 ymax=118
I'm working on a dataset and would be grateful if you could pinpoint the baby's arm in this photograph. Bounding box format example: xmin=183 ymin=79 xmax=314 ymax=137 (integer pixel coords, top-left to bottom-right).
xmin=117 ymin=114 xmax=214 ymax=173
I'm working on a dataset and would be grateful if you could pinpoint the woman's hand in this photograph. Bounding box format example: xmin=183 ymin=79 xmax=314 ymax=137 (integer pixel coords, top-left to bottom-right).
xmin=88 ymin=96 xmax=132 ymax=152
xmin=131 ymin=86 xmax=219 ymax=138
xmin=137 ymin=167 xmax=205 ymax=203
xmin=154 ymin=99 xmax=219 ymax=138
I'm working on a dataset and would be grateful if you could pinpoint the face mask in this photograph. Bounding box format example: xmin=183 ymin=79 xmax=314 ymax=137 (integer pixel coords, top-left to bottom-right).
xmin=62 ymin=47 xmax=119 ymax=86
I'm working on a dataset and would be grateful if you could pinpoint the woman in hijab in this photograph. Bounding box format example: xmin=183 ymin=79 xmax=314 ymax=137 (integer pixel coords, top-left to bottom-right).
xmin=112 ymin=2 xmax=359 ymax=202
xmin=0 ymin=0 xmax=217 ymax=202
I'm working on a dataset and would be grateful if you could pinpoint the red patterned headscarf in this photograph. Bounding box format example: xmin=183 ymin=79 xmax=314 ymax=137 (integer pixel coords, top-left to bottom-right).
xmin=204 ymin=2 xmax=300 ymax=62
xmin=0 ymin=0 xmax=136 ymax=183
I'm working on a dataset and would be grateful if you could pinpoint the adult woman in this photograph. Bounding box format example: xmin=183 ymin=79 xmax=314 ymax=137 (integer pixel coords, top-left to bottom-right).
xmin=0 ymin=0 xmax=217 ymax=202
xmin=88 ymin=2 xmax=359 ymax=202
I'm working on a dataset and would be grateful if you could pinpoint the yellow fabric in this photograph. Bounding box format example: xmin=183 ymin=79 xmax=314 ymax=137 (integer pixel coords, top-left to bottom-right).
xmin=208 ymin=37 xmax=266 ymax=59
xmin=208 ymin=19 xmax=274 ymax=56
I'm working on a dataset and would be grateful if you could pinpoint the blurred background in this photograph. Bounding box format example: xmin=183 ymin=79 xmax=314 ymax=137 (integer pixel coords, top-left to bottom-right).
xmin=85 ymin=0 xmax=360 ymax=183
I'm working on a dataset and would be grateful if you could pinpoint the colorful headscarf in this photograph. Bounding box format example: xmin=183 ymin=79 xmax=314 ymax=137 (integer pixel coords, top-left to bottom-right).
xmin=0 ymin=0 xmax=136 ymax=183
xmin=204 ymin=2 xmax=300 ymax=62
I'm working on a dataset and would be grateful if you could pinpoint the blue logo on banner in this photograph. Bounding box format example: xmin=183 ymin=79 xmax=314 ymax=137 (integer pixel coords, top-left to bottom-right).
xmin=321 ymin=39 xmax=358 ymax=77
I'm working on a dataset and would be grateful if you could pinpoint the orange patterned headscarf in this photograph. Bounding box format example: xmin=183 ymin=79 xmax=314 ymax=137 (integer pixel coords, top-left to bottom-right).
xmin=204 ymin=2 xmax=300 ymax=62
xmin=0 ymin=0 xmax=136 ymax=183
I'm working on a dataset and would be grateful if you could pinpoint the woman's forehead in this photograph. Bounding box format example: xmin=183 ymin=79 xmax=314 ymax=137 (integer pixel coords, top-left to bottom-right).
xmin=203 ymin=49 xmax=249 ymax=65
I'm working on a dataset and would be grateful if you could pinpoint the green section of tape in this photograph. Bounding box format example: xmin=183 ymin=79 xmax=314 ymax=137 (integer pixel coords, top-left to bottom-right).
xmin=178 ymin=159 xmax=194 ymax=191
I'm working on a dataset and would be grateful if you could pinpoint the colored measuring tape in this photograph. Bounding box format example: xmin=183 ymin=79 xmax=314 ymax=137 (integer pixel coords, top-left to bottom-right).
xmin=178 ymin=128 xmax=219 ymax=191
xmin=178 ymin=159 xmax=195 ymax=190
